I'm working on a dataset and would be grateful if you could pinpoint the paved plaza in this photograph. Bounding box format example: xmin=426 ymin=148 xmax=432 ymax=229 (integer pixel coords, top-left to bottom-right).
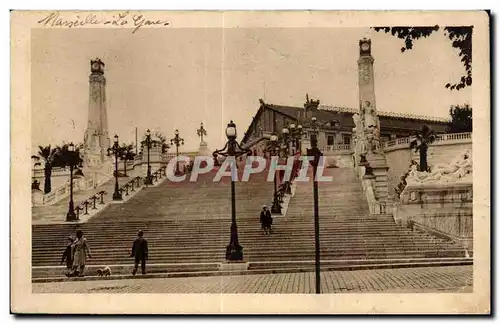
xmin=33 ymin=265 xmax=473 ymax=294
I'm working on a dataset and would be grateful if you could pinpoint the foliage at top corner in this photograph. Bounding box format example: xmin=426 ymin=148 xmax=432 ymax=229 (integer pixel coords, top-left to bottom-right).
xmin=372 ymin=26 xmax=473 ymax=90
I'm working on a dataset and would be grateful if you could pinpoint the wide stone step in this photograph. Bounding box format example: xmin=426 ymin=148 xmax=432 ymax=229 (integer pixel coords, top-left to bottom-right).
xmin=32 ymin=250 xmax=467 ymax=267
xmin=33 ymin=239 xmax=458 ymax=255
xmin=31 ymin=257 xmax=473 ymax=280
xmin=33 ymin=245 xmax=464 ymax=260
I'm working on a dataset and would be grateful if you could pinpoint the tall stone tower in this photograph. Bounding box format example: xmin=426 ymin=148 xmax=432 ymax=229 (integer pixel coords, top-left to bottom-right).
xmin=358 ymin=38 xmax=376 ymax=117
xmin=354 ymin=38 xmax=389 ymax=214
xmin=356 ymin=38 xmax=381 ymax=154
xmin=83 ymin=58 xmax=110 ymax=167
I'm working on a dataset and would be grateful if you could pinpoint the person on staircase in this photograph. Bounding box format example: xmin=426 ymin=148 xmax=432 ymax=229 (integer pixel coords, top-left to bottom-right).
xmin=130 ymin=230 xmax=149 ymax=276
xmin=61 ymin=236 xmax=75 ymax=276
xmin=260 ymin=205 xmax=273 ymax=235
xmin=68 ymin=230 xmax=92 ymax=277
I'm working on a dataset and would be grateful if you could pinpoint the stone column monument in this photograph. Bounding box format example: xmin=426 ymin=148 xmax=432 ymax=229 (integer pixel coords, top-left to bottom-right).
xmin=83 ymin=58 xmax=111 ymax=168
xmin=354 ymin=38 xmax=389 ymax=212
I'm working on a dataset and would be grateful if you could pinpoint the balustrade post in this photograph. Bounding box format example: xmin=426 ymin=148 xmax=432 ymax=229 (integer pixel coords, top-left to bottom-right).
xmin=84 ymin=201 xmax=89 ymax=214
xmin=130 ymin=180 xmax=135 ymax=192
xmin=75 ymin=206 xmax=81 ymax=219
xmin=99 ymin=191 xmax=105 ymax=204
xmin=124 ymin=184 xmax=129 ymax=196
xmin=92 ymin=196 xmax=97 ymax=209
xmin=136 ymin=177 xmax=140 ymax=187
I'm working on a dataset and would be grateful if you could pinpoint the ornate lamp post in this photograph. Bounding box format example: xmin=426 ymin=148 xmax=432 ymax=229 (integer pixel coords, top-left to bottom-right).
xmin=307 ymin=116 xmax=323 ymax=294
xmin=144 ymin=129 xmax=153 ymax=185
xmin=66 ymin=142 xmax=78 ymax=221
xmin=268 ymin=134 xmax=281 ymax=214
xmin=109 ymin=134 xmax=123 ymax=201
xmin=197 ymin=122 xmax=207 ymax=143
xmin=213 ymin=120 xmax=252 ymax=261
xmin=170 ymin=129 xmax=184 ymax=175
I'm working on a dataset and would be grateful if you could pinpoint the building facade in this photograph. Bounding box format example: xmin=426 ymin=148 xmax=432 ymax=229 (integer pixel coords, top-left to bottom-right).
xmin=241 ymin=38 xmax=449 ymax=155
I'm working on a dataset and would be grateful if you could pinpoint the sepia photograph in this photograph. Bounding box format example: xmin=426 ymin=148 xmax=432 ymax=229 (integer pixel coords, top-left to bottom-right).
xmin=10 ymin=10 xmax=490 ymax=314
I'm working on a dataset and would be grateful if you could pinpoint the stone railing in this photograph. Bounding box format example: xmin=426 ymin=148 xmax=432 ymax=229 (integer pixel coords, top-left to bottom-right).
xmin=382 ymin=132 xmax=472 ymax=151
xmin=32 ymin=177 xmax=95 ymax=206
xmin=73 ymin=190 xmax=108 ymax=221
xmin=32 ymin=166 xmax=70 ymax=179
xmin=325 ymin=144 xmax=352 ymax=152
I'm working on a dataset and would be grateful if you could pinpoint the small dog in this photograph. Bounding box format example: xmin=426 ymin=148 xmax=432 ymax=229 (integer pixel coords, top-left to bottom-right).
xmin=96 ymin=266 xmax=112 ymax=277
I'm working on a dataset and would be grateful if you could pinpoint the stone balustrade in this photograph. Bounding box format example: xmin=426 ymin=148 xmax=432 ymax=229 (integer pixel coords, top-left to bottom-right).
xmin=383 ymin=132 xmax=472 ymax=152
xmin=32 ymin=166 xmax=71 ymax=179
xmin=32 ymin=177 xmax=95 ymax=206
xmin=325 ymin=144 xmax=352 ymax=152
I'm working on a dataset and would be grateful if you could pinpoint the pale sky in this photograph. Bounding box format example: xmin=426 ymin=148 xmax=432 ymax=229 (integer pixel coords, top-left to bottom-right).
xmin=31 ymin=27 xmax=471 ymax=153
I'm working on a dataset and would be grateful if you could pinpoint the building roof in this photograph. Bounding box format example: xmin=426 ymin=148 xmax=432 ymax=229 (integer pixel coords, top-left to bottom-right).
xmin=266 ymin=103 xmax=450 ymax=123
xmin=241 ymin=100 xmax=450 ymax=145
xmin=319 ymin=105 xmax=450 ymax=123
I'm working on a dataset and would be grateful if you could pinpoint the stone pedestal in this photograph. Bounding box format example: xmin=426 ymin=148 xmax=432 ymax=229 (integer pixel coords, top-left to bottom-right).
xmin=366 ymin=152 xmax=389 ymax=211
xmin=198 ymin=141 xmax=211 ymax=156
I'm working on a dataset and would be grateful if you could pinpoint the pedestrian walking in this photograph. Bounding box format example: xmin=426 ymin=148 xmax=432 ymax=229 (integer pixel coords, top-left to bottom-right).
xmin=260 ymin=205 xmax=273 ymax=235
xmin=68 ymin=230 xmax=92 ymax=277
xmin=61 ymin=236 xmax=75 ymax=276
xmin=130 ymin=230 xmax=148 ymax=275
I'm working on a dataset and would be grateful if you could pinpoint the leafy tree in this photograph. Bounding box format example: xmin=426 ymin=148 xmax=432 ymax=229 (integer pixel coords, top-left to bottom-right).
xmin=372 ymin=26 xmax=472 ymax=90
xmin=54 ymin=144 xmax=84 ymax=176
xmin=410 ymin=125 xmax=436 ymax=172
xmin=447 ymin=104 xmax=472 ymax=133
xmin=119 ymin=143 xmax=136 ymax=177
xmin=37 ymin=145 xmax=60 ymax=194
xmin=154 ymin=132 xmax=170 ymax=153
xmin=36 ymin=144 xmax=84 ymax=194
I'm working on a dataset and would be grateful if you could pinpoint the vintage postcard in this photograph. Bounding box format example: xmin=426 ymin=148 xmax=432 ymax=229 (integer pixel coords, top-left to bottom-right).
xmin=11 ymin=10 xmax=490 ymax=314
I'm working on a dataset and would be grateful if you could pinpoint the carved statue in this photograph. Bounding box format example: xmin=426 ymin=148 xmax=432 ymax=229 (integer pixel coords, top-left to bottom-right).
xmin=406 ymin=150 xmax=472 ymax=184
xmin=352 ymin=113 xmax=362 ymax=134
xmin=363 ymin=101 xmax=378 ymax=130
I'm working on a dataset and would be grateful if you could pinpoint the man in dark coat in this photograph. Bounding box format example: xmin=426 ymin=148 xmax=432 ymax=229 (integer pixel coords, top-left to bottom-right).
xmin=130 ymin=230 xmax=148 ymax=275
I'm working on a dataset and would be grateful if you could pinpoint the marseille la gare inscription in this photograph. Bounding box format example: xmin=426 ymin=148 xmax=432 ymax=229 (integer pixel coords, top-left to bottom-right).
xmin=37 ymin=11 xmax=170 ymax=33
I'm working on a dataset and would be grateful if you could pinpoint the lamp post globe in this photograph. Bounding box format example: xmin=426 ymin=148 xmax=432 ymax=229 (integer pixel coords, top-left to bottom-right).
xmin=66 ymin=142 xmax=77 ymax=221
xmin=226 ymin=121 xmax=237 ymax=140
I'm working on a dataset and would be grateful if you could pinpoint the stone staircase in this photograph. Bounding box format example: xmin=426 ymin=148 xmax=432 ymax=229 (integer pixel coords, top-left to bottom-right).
xmin=31 ymin=166 xmax=471 ymax=280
